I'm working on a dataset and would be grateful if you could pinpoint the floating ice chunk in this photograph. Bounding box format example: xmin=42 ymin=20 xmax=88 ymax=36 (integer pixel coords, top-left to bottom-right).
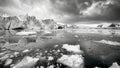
xmin=13 ymin=56 xmax=39 ymax=68
xmin=109 ymin=62 xmax=120 ymax=68
xmin=62 ymin=44 xmax=82 ymax=53
xmin=4 ymin=59 xmax=13 ymax=66
xmin=95 ymin=40 xmax=120 ymax=46
xmin=10 ymin=55 xmax=14 ymax=58
xmin=40 ymin=66 xmax=44 ymax=68
xmin=16 ymin=31 xmax=36 ymax=35
xmin=14 ymin=52 xmax=19 ymax=57
xmin=0 ymin=54 xmax=10 ymax=61
xmin=48 ymin=56 xmax=54 ymax=61
xmin=23 ymin=49 xmax=30 ymax=53
xmin=54 ymin=45 xmax=58 ymax=48
xmin=44 ymin=50 xmax=48 ymax=53
xmin=57 ymin=49 xmax=60 ymax=52
xmin=57 ymin=55 xmax=84 ymax=68
xmin=74 ymin=35 xmax=79 ymax=38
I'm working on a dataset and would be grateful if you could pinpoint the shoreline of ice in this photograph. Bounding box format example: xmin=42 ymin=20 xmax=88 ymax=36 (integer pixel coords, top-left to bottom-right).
xmin=16 ymin=31 xmax=37 ymax=35
xmin=94 ymin=40 xmax=120 ymax=46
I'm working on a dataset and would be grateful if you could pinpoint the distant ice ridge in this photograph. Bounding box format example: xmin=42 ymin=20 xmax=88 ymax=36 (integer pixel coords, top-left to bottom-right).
xmin=62 ymin=44 xmax=82 ymax=53
xmin=95 ymin=40 xmax=120 ymax=46
xmin=57 ymin=55 xmax=84 ymax=68
xmin=16 ymin=31 xmax=36 ymax=35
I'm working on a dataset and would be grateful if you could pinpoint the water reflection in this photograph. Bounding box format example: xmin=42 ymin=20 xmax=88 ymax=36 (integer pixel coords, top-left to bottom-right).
xmin=0 ymin=29 xmax=120 ymax=37
xmin=0 ymin=29 xmax=120 ymax=68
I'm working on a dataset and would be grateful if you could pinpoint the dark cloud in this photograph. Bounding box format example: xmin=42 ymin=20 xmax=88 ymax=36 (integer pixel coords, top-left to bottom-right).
xmin=49 ymin=0 xmax=120 ymax=23
xmin=81 ymin=0 xmax=120 ymax=21
xmin=0 ymin=0 xmax=120 ymax=24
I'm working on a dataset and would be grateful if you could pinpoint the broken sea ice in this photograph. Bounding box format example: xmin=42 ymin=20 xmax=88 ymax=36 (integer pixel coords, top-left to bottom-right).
xmin=48 ymin=56 xmax=54 ymax=61
xmin=62 ymin=44 xmax=82 ymax=53
xmin=22 ymin=49 xmax=30 ymax=53
xmin=4 ymin=58 xmax=13 ymax=66
xmin=13 ymin=56 xmax=39 ymax=68
xmin=57 ymin=54 xmax=84 ymax=68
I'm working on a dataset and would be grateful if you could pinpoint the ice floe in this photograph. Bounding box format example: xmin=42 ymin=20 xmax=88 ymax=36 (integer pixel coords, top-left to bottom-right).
xmin=22 ymin=49 xmax=30 ymax=53
xmin=4 ymin=58 xmax=13 ymax=66
xmin=62 ymin=44 xmax=82 ymax=53
xmin=95 ymin=40 xmax=120 ymax=46
xmin=16 ymin=31 xmax=36 ymax=35
xmin=109 ymin=62 xmax=120 ymax=68
xmin=14 ymin=52 xmax=19 ymax=57
xmin=13 ymin=56 xmax=39 ymax=68
xmin=0 ymin=54 xmax=10 ymax=61
xmin=54 ymin=45 xmax=58 ymax=48
xmin=48 ymin=56 xmax=54 ymax=61
xmin=57 ymin=54 xmax=84 ymax=68
xmin=57 ymin=49 xmax=60 ymax=52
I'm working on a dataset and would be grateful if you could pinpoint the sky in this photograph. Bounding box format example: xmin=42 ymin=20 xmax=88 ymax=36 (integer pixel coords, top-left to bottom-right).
xmin=0 ymin=0 xmax=120 ymax=24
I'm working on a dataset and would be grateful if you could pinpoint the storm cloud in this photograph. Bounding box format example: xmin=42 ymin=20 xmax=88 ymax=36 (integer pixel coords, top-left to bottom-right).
xmin=0 ymin=0 xmax=120 ymax=24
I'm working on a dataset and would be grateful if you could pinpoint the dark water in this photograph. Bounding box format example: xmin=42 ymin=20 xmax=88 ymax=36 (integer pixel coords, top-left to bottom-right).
xmin=0 ymin=29 xmax=120 ymax=68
